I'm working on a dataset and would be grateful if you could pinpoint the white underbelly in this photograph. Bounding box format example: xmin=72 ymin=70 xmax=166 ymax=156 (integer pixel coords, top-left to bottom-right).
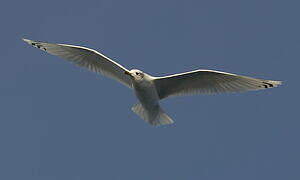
xmin=133 ymin=82 xmax=159 ymax=109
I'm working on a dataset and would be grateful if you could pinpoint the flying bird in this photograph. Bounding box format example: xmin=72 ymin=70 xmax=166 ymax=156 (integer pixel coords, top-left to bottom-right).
xmin=22 ymin=39 xmax=282 ymax=126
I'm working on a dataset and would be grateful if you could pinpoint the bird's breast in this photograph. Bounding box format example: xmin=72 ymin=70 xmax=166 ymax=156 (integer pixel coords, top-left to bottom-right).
xmin=133 ymin=80 xmax=159 ymax=108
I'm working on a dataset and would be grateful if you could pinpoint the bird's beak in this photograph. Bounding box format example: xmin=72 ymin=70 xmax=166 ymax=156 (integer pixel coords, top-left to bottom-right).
xmin=124 ymin=71 xmax=132 ymax=76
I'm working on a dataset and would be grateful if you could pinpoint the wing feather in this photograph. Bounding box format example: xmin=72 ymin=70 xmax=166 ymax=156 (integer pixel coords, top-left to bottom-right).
xmin=154 ymin=69 xmax=282 ymax=99
xmin=23 ymin=38 xmax=132 ymax=88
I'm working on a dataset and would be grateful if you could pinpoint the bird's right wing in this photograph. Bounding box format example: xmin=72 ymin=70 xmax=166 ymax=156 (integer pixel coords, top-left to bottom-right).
xmin=23 ymin=39 xmax=132 ymax=88
xmin=154 ymin=69 xmax=282 ymax=99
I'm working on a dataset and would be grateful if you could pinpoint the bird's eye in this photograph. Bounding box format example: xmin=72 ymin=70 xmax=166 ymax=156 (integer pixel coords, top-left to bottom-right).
xmin=136 ymin=72 xmax=140 ymax=76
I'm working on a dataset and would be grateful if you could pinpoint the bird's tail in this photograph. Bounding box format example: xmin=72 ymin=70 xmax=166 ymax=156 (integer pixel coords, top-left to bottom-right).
xmin=131 ymin=103 xmax=174 ymax=126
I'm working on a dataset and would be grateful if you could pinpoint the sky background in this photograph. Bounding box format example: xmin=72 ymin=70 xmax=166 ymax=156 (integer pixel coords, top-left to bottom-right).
xmin=0 ymin=0 xmax=298 ymax=179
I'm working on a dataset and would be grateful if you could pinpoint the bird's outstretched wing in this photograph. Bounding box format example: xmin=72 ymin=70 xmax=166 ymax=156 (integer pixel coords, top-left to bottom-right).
xmin=154 ymin=69 xmax=282 ymax=99
xmin=22 ymin=39 xmax=132 ymax=88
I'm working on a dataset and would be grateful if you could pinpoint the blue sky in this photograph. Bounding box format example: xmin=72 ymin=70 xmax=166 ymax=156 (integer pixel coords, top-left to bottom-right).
xmin=0 ymin=0 xmax=298 ymax=179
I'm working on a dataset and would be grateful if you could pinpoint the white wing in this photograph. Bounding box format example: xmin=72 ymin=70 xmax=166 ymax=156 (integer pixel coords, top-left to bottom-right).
xmin=23 ymin=39 xmax=132 ymax=88
xmin=154 ymin=69 xmax=282 ymax=99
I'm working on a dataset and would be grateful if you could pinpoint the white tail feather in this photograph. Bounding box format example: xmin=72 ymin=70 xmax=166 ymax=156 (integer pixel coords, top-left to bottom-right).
xmin=131 ymin=103 xmax=174 ymax=126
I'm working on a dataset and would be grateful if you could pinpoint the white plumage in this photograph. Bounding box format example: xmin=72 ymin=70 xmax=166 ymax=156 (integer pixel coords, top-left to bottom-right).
xmin=154 ymin=69 xmax=281 ymax=99
xmin=22 ymin=38 xmax=131 ymax=88
xmin=23 ymin=39 xmax=282 ymax=126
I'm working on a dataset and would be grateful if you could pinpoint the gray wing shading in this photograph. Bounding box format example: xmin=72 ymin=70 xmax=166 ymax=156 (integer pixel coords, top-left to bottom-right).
xmin=154 ymin=69 xmax=282 ymax=99
xmin=22 ymin=38 xmax=132 ymax=88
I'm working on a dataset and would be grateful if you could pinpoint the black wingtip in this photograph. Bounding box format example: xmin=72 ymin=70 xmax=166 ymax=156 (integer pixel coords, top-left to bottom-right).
xmin=259 ymin=80 xmax=282 ymax=89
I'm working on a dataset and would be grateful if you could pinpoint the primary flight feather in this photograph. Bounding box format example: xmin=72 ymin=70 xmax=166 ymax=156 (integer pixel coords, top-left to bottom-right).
xmin=23 ymin=39 xmax=282 ymax=126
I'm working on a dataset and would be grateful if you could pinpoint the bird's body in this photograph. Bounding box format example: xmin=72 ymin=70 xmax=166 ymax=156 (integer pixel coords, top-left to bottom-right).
xmin=132 ymin=72 xmax=159 ymax=109
xmin=133 ymin=73 xmax=159 ymax=122
xmin=23 ymin=39 xmax=282 ymax=126
xmin=128 ymin=70 xmax=173 ymax=125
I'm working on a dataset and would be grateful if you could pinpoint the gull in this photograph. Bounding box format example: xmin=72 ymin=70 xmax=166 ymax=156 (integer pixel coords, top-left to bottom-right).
xmin=22 ymin=39 xmax=282 ymax=126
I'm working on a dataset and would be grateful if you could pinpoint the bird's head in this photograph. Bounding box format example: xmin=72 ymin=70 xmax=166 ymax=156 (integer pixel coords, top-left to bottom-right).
xmin=124 ymin=69 xmax=145 ymax=81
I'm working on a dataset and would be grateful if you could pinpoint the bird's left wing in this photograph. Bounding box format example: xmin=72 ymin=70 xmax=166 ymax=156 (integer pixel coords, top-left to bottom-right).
xmin=23 ymin=39 xmax=132 ymax=88
xmin=154 ymin=69 xmax=282 ymax=99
